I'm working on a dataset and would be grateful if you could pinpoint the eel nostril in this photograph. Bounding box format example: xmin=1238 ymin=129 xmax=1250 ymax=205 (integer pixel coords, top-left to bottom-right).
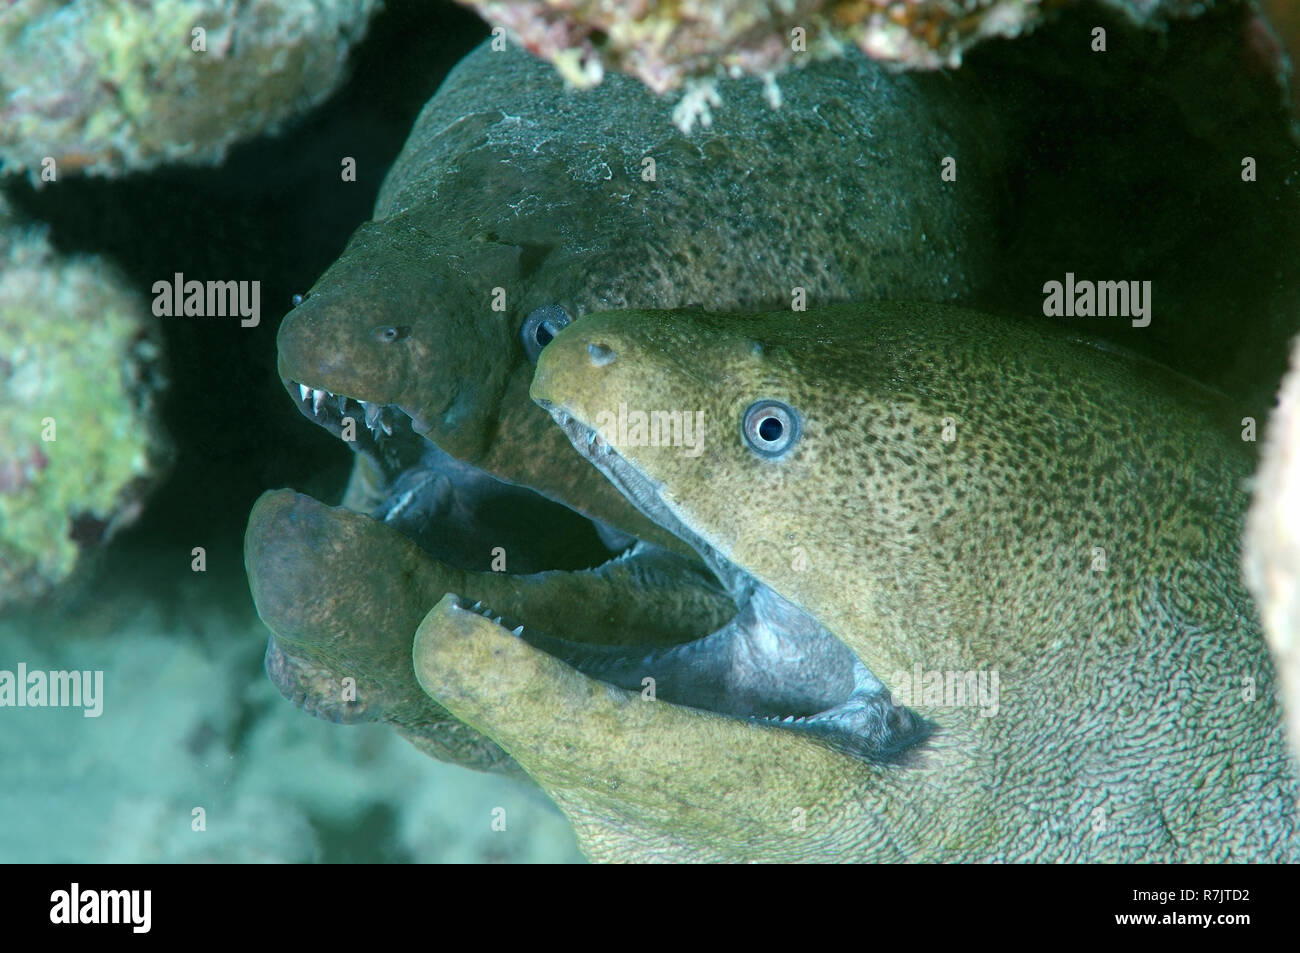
xmin=587 ymin=342 xmax=616 ymax=366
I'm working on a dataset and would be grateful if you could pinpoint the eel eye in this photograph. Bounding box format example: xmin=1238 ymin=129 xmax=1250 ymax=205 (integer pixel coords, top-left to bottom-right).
xmin=742 ymin=400 xmax=800 ymax=457
xmin=522 ymin=305 xmax=572 ymax=362
xmin=373 ymin=325 xmax=411 ymax=343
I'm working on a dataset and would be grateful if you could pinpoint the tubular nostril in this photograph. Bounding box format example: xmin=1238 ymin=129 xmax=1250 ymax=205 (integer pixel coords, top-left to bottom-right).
xmin=587 ymin=342 xmax=616 ymax=366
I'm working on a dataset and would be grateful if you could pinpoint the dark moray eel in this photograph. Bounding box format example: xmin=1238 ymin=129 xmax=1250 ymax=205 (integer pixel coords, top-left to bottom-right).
xmin=402 ymin=302 xmax=1299 ymax=861
xmin=273 ymin=38 xmax=1014 ymax=548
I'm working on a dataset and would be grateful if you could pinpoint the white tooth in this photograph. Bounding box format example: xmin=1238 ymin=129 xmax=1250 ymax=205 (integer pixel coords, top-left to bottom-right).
xmin=587 ymin=431 xmax=596 ymax=445
xmin=312 ymin=389 xmax=326 ymax=414
xmin=380 ymin=415 xmax=393 ymax=436
xmin=511 ymin=625 xmax=524 ymax=637
xmin=298 ymin=383 xmax=311 ymax=402
xmin=492 ymin=616 xmax=502 ymax=625
xmin=336 ymin=394 xmax=347 ymax=412
xmin=363 ymin=402 xmax=380 ymax=428
xmin=471 ymin=601 xmax=483 ymax=611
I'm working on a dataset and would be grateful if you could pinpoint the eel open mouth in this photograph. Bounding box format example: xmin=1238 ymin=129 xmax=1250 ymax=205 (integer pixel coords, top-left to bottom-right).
xmin=535 ymin=402 xmax=932 ymax=762
xmin=274 ymin=374 xmax=928 ymax=762
xmin=282 ymin=374 xmax=625 ymax=573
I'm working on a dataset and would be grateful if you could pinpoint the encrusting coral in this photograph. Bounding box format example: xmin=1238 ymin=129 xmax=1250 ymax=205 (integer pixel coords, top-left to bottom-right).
xmin=0 ymin=0 xmax=379 ymax=179
xmin=0 ymin=197 xmax=170 ymax=606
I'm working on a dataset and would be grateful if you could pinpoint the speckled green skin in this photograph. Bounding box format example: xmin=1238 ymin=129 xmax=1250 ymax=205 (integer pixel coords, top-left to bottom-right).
xmin=412 ymin=302 xmax=1300 ymax=862
xmin=276 ymin=40 xmax=1007 ymax=546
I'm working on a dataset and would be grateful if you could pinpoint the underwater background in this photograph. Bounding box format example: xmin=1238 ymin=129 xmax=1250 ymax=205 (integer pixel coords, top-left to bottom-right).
xmin=2 ymin=0 xmax=1298 ymax=863
xmin=1 ymin=0 xmax=585 ymax=862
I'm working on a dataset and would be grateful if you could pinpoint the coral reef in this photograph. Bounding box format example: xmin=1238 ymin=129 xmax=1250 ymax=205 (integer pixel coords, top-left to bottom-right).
xmin=455 ymin=0 xmax=1223 ymax=93
xmin=0 ymin=0 xmax=379 ymax=179
xmin=0 ymin=197 xmax=169 ymax=607
xmin=1245 ymin=337 xmax=1300 ymax=768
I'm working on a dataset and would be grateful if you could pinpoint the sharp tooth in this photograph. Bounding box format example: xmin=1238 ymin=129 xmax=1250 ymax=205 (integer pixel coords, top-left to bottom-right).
xmin=511 ymin=625 xmax=524 ymax=637
xmin=492 ymin=616 xmax=502 ymax=625
xmin=380 ymin=413 xmax=393 ymax=436
xmin=363 ymin=402 xmax=380 ymax=428
xmin=298 ymin=383 xmax=310 ymax=402
xmin=471 ymin=601 xmax=483 ymax=611
xmin=312 ymin=389 xmax=326 ymax=414
xmin=336 ymin=394 xmax=347 ymax=412
xmin=587 ymin=430 xmax=596 ymax=446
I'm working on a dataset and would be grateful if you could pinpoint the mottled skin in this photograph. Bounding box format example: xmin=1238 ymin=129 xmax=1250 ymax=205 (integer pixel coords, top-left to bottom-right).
xmin=411 ymin=302 xmax=1300 ymax=861
xmin=245 ymin=489 xmax=733 ymax=775
xmin=276 ymin=40 xmax=1009 ymax=545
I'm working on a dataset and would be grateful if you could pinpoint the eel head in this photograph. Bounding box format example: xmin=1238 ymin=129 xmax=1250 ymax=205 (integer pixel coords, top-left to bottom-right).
xmin=276 ymin=219 xmax=515 ymax=461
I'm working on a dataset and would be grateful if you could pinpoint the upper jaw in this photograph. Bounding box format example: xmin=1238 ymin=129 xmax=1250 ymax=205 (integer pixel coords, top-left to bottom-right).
xmin=284 ymin=375 xmax=400 ymax=440
xmin=276 ymin=360 xmax=438 ymax=463
xmin=535 ymin=399 xmax=744 ymax=594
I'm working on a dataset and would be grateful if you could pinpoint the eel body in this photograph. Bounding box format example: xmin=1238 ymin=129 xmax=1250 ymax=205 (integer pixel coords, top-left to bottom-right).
xmin=411 ymin=301 xmax=1300 ymax=862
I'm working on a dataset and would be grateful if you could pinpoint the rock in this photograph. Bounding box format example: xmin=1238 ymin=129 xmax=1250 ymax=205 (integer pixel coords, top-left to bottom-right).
xmin=1245 ymin=336 xmax=1300 ymax=769
xmin=0 ymin=0 xmax=379 ymax=179
xmin=455 ymin=0 xmax=1229 ymax=93
xmin=0 ymin=197 xmax=169 ymax=607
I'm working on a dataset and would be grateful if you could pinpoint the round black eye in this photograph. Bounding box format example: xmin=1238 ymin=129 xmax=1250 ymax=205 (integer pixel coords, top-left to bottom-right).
xmin=521 ymin=305 xmax=572 ymax=361
xmin=372 ymin=325 xmax=410 ymax=343
xmin=742 ymin=400 xmax=800 ymax=457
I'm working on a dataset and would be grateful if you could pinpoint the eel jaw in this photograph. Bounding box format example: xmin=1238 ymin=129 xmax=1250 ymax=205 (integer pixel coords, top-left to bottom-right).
xmin=283 ymin=375 xmax=422 ymax=448
xmin=453 ymin=580 xmax=929 ymax=762
xmin=519 ymin=402 xmax=931 ymax=762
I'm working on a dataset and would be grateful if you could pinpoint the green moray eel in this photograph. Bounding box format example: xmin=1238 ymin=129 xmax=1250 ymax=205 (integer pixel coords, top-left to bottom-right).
xmin=245 ymin=488 xmax=734 ymax=775
xmin=275 ymin=39 xmax=1011 ymax=546
xmin=408 ymin=301 xmax=1299 ymax=862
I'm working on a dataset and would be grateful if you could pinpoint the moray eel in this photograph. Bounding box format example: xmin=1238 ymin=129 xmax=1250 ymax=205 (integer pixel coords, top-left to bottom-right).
xmin=257 ymin=40 xmax=1014 ymax=773
xmin=274 ymin=39 xmax=1009 ymax=549
xmin=408 ymin=302 xmax=1299 ymax=861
